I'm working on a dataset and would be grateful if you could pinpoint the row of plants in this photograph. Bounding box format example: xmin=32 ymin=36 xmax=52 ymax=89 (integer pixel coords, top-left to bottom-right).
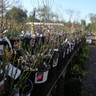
xmin=64 ymin=42 xmax=89 ymax=96
xmin=0 ymin=30 xmax=86 ymax=96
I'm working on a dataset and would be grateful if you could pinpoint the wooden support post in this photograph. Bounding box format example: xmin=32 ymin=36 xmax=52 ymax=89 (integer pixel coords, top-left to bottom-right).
xmin=31 ymin=22 xmax=34 ymax=35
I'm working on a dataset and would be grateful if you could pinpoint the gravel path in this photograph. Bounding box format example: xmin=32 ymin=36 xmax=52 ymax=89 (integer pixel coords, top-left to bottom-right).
xmin=82 ymin=45 xmax=96 ymax=96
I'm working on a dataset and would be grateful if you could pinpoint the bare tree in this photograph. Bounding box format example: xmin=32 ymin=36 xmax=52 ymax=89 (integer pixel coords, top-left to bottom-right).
xmin=65 ymin=9 xmax=74 ymax=21
xmin=74 ymin=10 xmax=81 ymax=23
xmin=0 ymin=0 xmax=16 ymax=32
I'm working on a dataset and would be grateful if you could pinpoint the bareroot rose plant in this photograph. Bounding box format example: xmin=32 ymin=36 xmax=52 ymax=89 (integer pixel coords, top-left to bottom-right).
xmin=26 ymin=37 xmax=54 ymax=70
xmin=0 ymin=46 xmax=31 ymax=96
xmin=25 ymin=26 xmax=80 ymax=70
xmin=24 ymin=26 xmax=65 ymax=70
xmin=0 ymin=23 xmax=84 ymax=95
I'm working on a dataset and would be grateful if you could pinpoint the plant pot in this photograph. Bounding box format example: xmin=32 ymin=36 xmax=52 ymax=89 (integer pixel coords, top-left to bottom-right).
xmin=58 ymin=46 xmax=66 ymax=69
xmin=51 ymin=54 xmax=59 ymax=68
xmin=10 ymin=39 xmax=20 ymax=49
xmin=0 ymin=63 xmax=33 ymax=96
xmin=66 ymin=47 xmax=70 ymax=55
xmin=0 ymin=79 xmax=4 ymax=93
xmin=80 ymin=38 xmax=81 ymax=42
xmin=13 ymin=89 xmax=20 ymax=96
xmin=35 ymin=36 xmax=45 ymax=45
xmin=21 ymin=37 xmax=35 ymax=50
xmin=48 ymin=52 xmax=59 ymax=81
xmin=49 ymin=49 xmax=59 ymax=68
xmin=65 ymin=45 xmax=70 ymax=62
xmin=27 ymin=65 xmax=50 ymax=96
xmin=0 ymin=37 xmax=13 ymax=59
xmin=71 ymin=44 xmax=74 ymax=51
xmin=20 ymin=79 xmax=33 ymax=96
xmin=12 ymin=79 xmax=33 ymax=96
xmin=26 ymin=64 xmax=50 ymax=84
xmin=63 ymin=49 xmax=66 ymax=59
xmin=76 ymin=38 xmax=80 ymax=45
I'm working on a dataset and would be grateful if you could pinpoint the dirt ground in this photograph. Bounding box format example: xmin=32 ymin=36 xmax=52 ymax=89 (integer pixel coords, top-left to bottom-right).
xmin=82 ymin=45 xmax=96 ymax=96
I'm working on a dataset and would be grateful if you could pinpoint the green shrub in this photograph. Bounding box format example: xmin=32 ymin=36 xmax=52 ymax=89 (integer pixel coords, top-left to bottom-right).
xmin=66 ymin=78 xmax=83 ymax=96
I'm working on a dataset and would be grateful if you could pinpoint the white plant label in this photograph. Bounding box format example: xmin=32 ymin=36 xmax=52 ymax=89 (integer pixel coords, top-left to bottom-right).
xmin=72 ymin=46 xmax=74 ymax=50
xmin=63 ymin=51 xmax=65 ymax=58
xmin=0 ymin=45 xmax=3 ymax=50
xmin=35 ymin=71 xmax=48 ymax=84
xmin=53 ymin=58 xmax=58 ymax=67
xmin=14 ymin=90 xmax=19 ymax=96
xmin=0 ymin=80 xmax=4 ymax=88
xmin=31 ymin=40 xmax=35 ymax=47
xmin=0 ymin=45 xmax=3 ymax=55
xmin=67 ymin=48 xmax=69 ymax=54
xmin=53 ymin=49 xmax=58 ymax=52
xmin=6 ymin=64 xmax=21 ymax=79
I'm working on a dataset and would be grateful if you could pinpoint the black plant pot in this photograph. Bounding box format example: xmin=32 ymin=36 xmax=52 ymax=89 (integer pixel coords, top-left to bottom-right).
xmin=58 ymin=47 xmax=66 ymax=69
xmin=21 ymin=37 xmax=35 ymax=55
xmin=30 ymin=65 xmax=50 ymax=84
xmin=0 ymin=38 xmax=13 ymax=60
xmin=28 ymin=65 xmax=50 ymax=96
xmin=20 ymin=79 xmax=34 ymax=96
xmin=13 ymin=79 xmax=34 ymax=96
xmin=63 ymin=44 xmax=70 ymax=64
xmin=0 ymin=64 xmax=33 ymax=96
xmin=50 ymin=54 xmax=59 ymax=68
xmin=62 ymin=48 xmax=66 ymax=65
xmin=48 ymin=52 xmax=59 ymax=81
xmin=66 ymin=46 xmax=70 ymax=58
xmin=76 ymin=38 xmax=80 ymax=49
xmin=35 ymin=36 xmax=45 ymax=45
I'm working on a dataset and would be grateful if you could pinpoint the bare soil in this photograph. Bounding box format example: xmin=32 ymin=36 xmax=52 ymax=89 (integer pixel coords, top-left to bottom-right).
xmin=82 ymin=45 xmax=96 ymax=96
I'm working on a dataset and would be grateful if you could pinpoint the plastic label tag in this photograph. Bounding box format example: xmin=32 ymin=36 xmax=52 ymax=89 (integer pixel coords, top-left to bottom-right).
xmin=53 ymin=58 xmax=58 ymax=67
xmin=63 ymin=51 xmax=65 ymax=58
xmin=14 ymin=51 xmax=17 ymax=54
xmin=0 ymin=45 xmax=3 ymax=50
xmin=6 ymin=64 xmax=21 ymax=79
xmin=35 ymin=71 xmax=48 ymax=84
xmin=67 ymin=48 xmax=69 ymax=54
xmin=53 ymin=49 xmax=59 ymax=52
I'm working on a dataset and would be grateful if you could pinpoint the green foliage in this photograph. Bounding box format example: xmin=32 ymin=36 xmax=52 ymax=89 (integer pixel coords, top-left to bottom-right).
xmin=71 ymin=64 xmax=83 ymax=78
xmin=5 ymin=7 xmax=27 ymax=23
xmin=37 ymin=5 xmax=57 ymax=21
xmin=81 ymin=19 xmax=86 ymax=26
xmin=87 ymin=23 xmax=93 ymax=31
xmin=66 ymin=78 xmax=83 ymax=96
xmin=71 ymin=42 xmax=89 ymax=77
xmin=80 ymin=42 xmax=90 ymax=61
xmin=88 ymin=13 xmax=96 ymax=32
xmin=0 ymin=41 xmax=31 ymax=96
xmin=65 ymin=42 xmax=89 ymax=96
xmin=27 ymin=15 xmax=40 ymax=22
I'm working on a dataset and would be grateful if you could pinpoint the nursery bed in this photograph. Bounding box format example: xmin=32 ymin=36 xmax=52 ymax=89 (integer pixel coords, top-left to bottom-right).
xmin=40 ymin=39 xmax=86 ymax=96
